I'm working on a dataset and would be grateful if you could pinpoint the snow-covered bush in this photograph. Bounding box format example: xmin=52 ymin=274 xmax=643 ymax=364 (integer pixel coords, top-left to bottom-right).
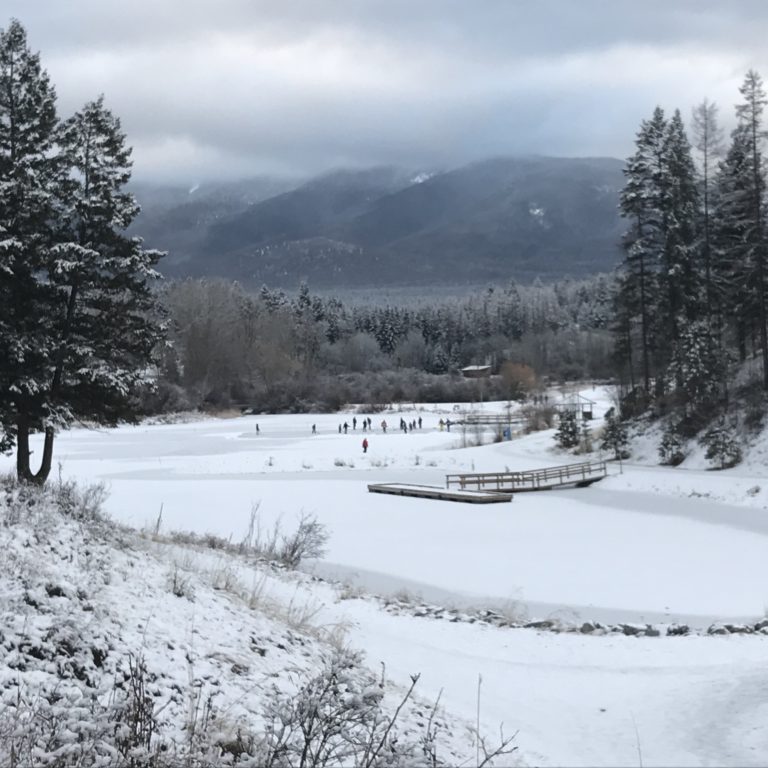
xmin=700 ymin=424 xmax=742 ymax=470
xmin=554 ymin=410 xmax=579 ymax=449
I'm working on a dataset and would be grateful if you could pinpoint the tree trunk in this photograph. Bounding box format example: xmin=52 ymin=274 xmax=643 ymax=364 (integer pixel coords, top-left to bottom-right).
xmin=15 ymin=415 xmax=55 ymax=485
xmin=16 ymin=415 xmax=32 ymax=482
xmin=639 ymin=254 xmax=651 ymax=393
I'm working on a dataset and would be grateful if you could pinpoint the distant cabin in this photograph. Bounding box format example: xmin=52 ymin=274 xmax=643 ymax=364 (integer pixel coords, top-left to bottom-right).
xmin=461 ymin=365 xmax=492 ymax=379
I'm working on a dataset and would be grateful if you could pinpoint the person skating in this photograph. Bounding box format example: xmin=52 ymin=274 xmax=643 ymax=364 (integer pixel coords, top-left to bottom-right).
xmin=362 ymin=437 xmax=369 ymax=454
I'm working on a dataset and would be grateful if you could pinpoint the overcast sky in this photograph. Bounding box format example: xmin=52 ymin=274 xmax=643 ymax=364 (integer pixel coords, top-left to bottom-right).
xmin=5 ymin=1 xmax=767 ymax=184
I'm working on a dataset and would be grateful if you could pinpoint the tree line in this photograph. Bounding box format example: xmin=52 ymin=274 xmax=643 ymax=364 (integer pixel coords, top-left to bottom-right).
xmin=614 ymin=71 xmax=768 ymax=430
xmin=152 ymin=275 xmax=615 ymax=413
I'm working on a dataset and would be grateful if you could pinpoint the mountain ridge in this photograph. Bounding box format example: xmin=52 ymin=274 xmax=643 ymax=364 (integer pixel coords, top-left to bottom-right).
xmin=130 ymin=155 xmax=626 ymax=287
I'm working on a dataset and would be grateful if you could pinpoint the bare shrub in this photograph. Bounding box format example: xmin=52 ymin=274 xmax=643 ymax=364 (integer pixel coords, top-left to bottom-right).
xmin=257 ymin=650 xmax=421 ymax=767
xmin=110 ymin=653 xmax=166 ymax=765
xmin=500 ymin=361 xmax=537 ymax=398
xmin=54 ymin=478 xmax=109 ymax=522
xmin=167 ymin=563 xmax=194 ymax=600
xmin=278 ymin=513 xmax=329 ymax=567
xmin=252 ymin=650 xmax=517 ymax=768
xmin=1 ymin=473 xmax=109 ymax=533
xmin=164 ymin=508 xmax=328 ymax=571
xmin=521 ymin=404 xmax=556 ymax=432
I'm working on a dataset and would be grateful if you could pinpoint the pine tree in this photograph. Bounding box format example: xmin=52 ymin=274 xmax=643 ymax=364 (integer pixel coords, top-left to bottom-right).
xmin=659 ymin=110 xmax=700 ymax=334
xmin=0 ymin=19 xmax=64 ymax=475
xmin=618 ymin=107 xmax=703 ymax=399
xmin=713 ymin=125 xmax=755 ymax=359
xmin=700 ymin=422 xmax=742 ymax=469
xmin=0 ymin=22 xmax=165 ymax=482
xmin=666 ymin=319 xmax=724 ymax=411
xmin=554 ymin=409 xmax=579 ymax=449
xmin=734 ymin=70 xmax=768 ymax=388
xmin=601 ymin=407 xmax=629 ymax=460
xmin=658 ymin=423 xmax=686 ymax=465
xmin=692 ymin=99 xmax=725 ymax=324
xmin=618 ymin=108 xmax=667 ymax=393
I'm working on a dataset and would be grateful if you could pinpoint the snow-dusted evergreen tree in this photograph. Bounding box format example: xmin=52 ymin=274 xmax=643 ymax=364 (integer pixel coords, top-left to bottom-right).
xmin=658 ymin=422 xmax=686 ymax=465
xmin=0 ymin=20 xmax=65 ymax=470
xmin=700 ymin=422 xmax=742 ymax=469
xmin=666 ymin=320 xmax=724 ymax=411
xmin=710 ymin=71 xmax=768 ymax=386
xmin=659 ymin=110 xmax=700 ymax=338
xmin=733 ymin=70 xmax=768 ymax=388
xmin=554 ymin=409 xmax=579 ymax=449
xmin=601 ymin=407 xmax=629 ymax=459
xmin=0 ymin=21 xmax=164 ymax=483
xmin=617 ymin=107 xmax=704 ymax=399
xmin=260 ymin=284 xmax=289 ymax=313
xmin=692 ymin=99 xmax=725 ymax=324
xmin=618 ymin=108 xmax=667 ymax=393
xmin=375 ymin=307 xmax=399 ymax=355
xmin=19 ymin=96 xmax=163 ymax=482
xmin=712 ymin=125 xmax=755 ymax=360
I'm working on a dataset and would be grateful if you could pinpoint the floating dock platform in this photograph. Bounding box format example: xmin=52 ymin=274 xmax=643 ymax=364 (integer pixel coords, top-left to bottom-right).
xmin=367 ymin=483 xmax=513 ymax=504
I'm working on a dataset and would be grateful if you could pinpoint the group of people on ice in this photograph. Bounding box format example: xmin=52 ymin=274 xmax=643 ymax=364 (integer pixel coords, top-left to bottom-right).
xmin=333 ymin=415 xmax=424 ymax=435
xmin=337 ymin=416 xmax=375 ymax=434
xmin=398 ymin=417 xmax=422 ymax=433
xmin=304 ymin=413 xmax=452 ymax=451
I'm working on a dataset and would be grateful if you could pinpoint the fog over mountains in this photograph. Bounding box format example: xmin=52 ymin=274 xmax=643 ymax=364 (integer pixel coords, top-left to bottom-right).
xmin=130 ymin=155 xmax=626 ymax=289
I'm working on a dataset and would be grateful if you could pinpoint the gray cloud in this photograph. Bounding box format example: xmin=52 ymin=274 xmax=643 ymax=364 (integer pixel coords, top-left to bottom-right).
xmin=3 ymin=1 xmax=766 ymax=182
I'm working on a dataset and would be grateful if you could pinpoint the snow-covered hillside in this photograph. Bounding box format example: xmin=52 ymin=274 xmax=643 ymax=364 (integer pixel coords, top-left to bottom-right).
xmin=3 ymin=387 xmax=768 ymax=766
xmin=0 ymin=478 xmax=486 ymax=766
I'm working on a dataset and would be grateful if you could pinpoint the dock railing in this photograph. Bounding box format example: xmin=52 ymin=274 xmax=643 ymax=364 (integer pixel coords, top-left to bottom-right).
xmin=445 ymin=460 xmax=607 ymax=492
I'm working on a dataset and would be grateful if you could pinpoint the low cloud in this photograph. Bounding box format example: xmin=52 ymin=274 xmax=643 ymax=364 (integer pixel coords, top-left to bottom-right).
xmin=5 ymin=1 xmax=766 ymax=182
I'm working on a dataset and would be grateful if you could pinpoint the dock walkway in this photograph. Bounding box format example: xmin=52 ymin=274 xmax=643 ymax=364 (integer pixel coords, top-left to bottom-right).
xmin=445 ymin=460 xmax=607 ymax=493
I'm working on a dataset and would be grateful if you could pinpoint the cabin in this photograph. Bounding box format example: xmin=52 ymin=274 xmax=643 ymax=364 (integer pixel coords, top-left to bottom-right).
xmin=461 ymin=364 xmax=492 ymax=379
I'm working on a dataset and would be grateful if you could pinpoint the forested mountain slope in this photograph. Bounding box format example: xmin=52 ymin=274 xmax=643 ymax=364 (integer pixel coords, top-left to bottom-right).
xmin=132 ymin=156 xmax=625 ymax=288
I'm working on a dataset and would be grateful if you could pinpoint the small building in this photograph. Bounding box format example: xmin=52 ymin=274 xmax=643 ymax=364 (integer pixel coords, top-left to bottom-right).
xmin=554 ymin=393 xmax=596 ymax=420
xmin=461 ymin=365 xmax=492 ymax=379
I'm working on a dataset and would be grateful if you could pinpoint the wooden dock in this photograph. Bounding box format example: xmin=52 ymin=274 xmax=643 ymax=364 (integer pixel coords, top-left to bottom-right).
xmin=445 ymin=460 xmax=608 ymax=493
xmin=456 ymin=414 xmax=527 ymax=428
xmin=367 ymin=483 xmax=513 ymax=504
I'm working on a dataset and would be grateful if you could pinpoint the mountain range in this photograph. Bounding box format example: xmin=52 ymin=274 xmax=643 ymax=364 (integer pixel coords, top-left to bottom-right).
xmin=129 ymin=155 xmax=627 ymax=289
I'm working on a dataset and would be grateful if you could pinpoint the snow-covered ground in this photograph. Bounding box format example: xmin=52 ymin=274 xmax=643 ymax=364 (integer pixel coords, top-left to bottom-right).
xmin=3 ymin=385 xmax=768 ymax=766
